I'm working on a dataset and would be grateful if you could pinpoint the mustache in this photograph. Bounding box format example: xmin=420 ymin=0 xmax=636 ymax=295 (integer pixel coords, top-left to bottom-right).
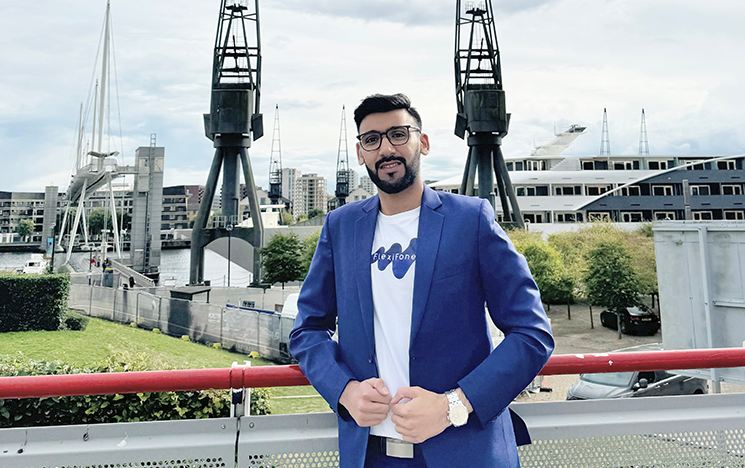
xmin=375 ymin=156 xmax=406 ymax=171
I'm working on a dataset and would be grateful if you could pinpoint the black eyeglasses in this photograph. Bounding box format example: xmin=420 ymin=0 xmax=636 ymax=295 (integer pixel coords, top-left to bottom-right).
xmin=356 ymin=125 xmax=421 ymax=151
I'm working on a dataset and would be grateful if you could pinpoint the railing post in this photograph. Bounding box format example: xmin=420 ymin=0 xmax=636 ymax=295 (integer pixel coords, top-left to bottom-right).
xmin=136 ymin=291 xmax=140 ymax=325
xmin=230 ymin=361 xmax=251 ymax=418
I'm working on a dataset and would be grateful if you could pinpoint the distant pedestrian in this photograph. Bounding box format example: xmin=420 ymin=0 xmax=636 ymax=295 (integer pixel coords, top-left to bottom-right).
xmin=129 ymin=276 xmax=135 ymax=288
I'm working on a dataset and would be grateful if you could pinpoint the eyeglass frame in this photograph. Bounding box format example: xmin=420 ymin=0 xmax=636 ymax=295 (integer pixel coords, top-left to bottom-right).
xmin=356 ymin=125 xmax=422 ymax=151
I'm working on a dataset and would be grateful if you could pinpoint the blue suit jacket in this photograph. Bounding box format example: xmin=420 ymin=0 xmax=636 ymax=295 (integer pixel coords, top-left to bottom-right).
xmin=289 ymin=186 xmax=554 ymax=468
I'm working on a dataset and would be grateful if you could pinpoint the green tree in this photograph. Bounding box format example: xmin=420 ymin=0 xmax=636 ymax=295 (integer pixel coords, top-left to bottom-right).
xmin=307 ymin=208 xmax=324 ymax=220
xmin=584 ymin=242 xmax=642 ymax=311
xmin=280 ymin=209 xmax=294 ymax=226
xmin=88 ymin=209 xmax=131 ymax=236
xmin=15 ymin=219 xmax=35 ymax=241
xmin=261 ymin=233 xmax=302 ymax=288
xmin=548 ymin=223 xmax=657 ymax=299
xmin=299 ymin=230 xmax=322 ymax=279
xmin=521 ymin=243 xmax=574 ymax=305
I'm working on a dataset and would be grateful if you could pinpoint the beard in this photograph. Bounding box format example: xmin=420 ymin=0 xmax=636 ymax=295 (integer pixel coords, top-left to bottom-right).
xmin=366 ymin=152 xmax=420 ymax=195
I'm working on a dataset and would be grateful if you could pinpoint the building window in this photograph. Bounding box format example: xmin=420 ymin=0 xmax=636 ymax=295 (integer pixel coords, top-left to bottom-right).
xmin=722 ymin=184 xmax=742 ymax=195
xmin=586 ymin=185 xmax=612 ymax=196
xmin=621 ymin=212 xmax=644 ymax=222
xmin=693 ymin=211 xmax=713 ymax=220
xmin=655 ymin=212 xmax=676 ymax=220
xmin=691 ymin=185 xmax=710 ymax=196
xmin=582 ymin=161 xmax=594 ymax=170
xmin=523 ymin=213 xmax=544 ymax=224
xmin=588 ymin=212 xmax=611 ymax=222
xmin=718 ymin=160 xmax=736 ymax=170
xmin=619 ymin=186 xmax=641 ymax=196
xmin=648 ymin=161 xmax=668 ymax=170
xmin=514 ymin=161 xmax=523 ymax=171
xmin=556 ymin=213 xmax=583 ymax=223
xmin=524 ymin=160 xmax=544 ymax=171
xmin=554 ymin=186 xmax=582 ymax=196
xmin=613 ymin=161 xmax=634 ymax=170
xmin=652 ymin=185 xmax=674 ymax=196
xmin=516 ymin=186 xmax=549 ymax=196
xmin=686 ymin=160 xmax=706 ymax=170
xmin=724 ymin=210 xmax=745 ymax=220
xmin=506 ymin=162 xmax=514 ymax=171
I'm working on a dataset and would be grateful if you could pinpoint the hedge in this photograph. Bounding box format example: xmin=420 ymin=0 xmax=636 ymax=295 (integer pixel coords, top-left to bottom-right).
xmin=0 ymin=352 xmax=272 ymax=428
xmin=0 ymin=273 xmax=70 ymax=332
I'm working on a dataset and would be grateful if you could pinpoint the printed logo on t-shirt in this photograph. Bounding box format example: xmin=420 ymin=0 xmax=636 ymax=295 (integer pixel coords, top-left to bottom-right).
xmin=371 ymin=238 xmax=417 ymax=279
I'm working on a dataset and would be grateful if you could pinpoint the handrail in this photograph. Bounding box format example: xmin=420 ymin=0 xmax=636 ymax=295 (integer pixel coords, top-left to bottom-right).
xmin=1 ymin=348 xmax=744 ymax=400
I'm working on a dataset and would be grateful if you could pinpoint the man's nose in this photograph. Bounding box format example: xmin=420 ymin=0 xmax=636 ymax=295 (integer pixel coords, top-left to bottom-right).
xmin=377 ymin=134 xmax=396 ymax=154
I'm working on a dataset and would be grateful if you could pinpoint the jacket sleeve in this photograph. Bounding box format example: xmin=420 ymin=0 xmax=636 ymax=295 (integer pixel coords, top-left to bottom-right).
xmin=289 ymin=216 xmax=355 ymax=416
xmin=457 ymin=199 xmax=555 ymax=426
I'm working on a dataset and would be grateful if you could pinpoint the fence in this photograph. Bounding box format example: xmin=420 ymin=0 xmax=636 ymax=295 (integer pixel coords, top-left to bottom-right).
xmin=1 ymin=349 xmax=745 ymax=467
xmin=68 ymin=283 xmax=296 ymax=363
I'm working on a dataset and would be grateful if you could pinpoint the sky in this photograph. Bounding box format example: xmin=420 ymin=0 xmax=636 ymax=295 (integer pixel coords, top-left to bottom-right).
xmin=1 ymin=0 xmax=744 ymax=193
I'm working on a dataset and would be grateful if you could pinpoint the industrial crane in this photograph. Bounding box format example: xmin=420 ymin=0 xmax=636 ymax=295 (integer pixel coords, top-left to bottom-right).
xmin=335 ymin=105 xmax=350 ymax=206
xmin=190 ymin=0 xmax=264 ymax=285
xmin=268 ymin=104 xmax=282 ymax=204
xmin=454 ymin=0 xmax=523 ymax=228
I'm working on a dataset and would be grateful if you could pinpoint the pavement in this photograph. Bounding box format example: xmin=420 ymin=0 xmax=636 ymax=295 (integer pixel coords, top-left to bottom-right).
xmin=497 ymin=303 xmax=745 ymax=402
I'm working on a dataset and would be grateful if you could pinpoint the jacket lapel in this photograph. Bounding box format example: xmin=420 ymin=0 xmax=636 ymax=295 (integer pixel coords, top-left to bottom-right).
xmin=410 ymin=186 xmax=444 ymax=345
xmin=355 ymin=196 xmax=379 ymax=356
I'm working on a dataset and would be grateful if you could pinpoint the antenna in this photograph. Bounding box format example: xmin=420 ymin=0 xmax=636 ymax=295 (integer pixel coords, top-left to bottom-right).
xmin=600 ymin=108 xmax=611 ymax=156
xmin=639 ymin=109 xmax=649 ymax=155
xmin=335 ymin=105 xmax=350 ymax=206
xmin=268 ymin=105 xmax=282 ymax=204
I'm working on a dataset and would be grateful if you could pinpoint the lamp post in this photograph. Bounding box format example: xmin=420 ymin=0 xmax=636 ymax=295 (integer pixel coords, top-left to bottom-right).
xmin=48 ymin=223 xmax=56 ymax=274
xmin=226 ymin=223 xmax=233 ymax=288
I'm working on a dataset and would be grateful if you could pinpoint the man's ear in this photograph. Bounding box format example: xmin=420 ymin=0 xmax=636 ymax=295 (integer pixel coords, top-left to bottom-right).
xmin=356 ymin=143 xmax=365 ymax=166
xmin=419 ymin=133 xmax=430 ymax=155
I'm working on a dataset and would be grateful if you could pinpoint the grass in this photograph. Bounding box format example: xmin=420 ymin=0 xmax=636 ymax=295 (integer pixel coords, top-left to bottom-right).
xmin=0 ymin=316 xmax=330 ymax=415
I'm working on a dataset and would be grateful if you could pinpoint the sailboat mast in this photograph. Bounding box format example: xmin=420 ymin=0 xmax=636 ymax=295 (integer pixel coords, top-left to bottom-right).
xmin=97 ymin=0 xmax=110 ymax=155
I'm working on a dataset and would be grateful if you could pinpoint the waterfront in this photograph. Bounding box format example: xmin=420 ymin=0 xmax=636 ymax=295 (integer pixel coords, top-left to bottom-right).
xmin=0 ymin=248 xmax=252 ymax=288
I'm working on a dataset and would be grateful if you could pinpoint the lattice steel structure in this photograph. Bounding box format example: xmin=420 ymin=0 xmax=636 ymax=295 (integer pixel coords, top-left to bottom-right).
xmin=190 ymin=0 xmax=264 ymax=285
xmin=454 ymin=0 xmax=522 ymax=227
xmin=334 ymin=106 xmax=350 ymax=206
xmin=268 ymin=104 xmax=282 ymax=204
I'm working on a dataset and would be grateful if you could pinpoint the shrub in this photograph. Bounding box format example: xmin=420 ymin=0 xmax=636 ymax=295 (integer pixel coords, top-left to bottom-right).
xmin=0 ymin=273 xmax=70 ymax=332
xmin=0 ymin=351 xmax=271 ymax=428
xmin=61 ymin=311 xmax=89 ymax=331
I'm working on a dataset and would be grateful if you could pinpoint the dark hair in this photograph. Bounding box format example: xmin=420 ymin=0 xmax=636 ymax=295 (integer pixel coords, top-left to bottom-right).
xmin=353 ymin=93 xmax=422 ymax=131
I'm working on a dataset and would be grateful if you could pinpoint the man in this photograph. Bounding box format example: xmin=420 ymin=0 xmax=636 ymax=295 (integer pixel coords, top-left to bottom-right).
xmin=290 ymin=93 xmax=553 ymax=468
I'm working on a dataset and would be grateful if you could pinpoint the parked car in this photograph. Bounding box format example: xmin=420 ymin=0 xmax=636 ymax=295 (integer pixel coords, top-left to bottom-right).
xmin=566 ymin=344 xmax=708 ymax=400
xmin=600 ymin=305 xmax=660 ymax=335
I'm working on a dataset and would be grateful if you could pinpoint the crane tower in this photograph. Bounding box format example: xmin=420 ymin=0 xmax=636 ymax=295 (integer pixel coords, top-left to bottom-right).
xmin=190 ymin=0 xmax=264 ymax=285
xmin=454 ymin=0 xmax=523 ymax=228
xmin=268 ymin=105 xmax=282 ymax=204
xmin=335 ymin=106 xmax=350 ymax=206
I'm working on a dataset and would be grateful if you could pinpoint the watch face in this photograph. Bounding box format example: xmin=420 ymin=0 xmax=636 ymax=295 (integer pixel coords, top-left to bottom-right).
xmin=449 ymin=404 xmax=469 ymax=426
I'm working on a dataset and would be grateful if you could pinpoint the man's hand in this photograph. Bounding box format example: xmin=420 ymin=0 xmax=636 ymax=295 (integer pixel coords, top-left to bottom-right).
xmin=339 ymin=378 xmax=392 ymax=427
xmin=389 ymin=387 xmax=451 ymax=443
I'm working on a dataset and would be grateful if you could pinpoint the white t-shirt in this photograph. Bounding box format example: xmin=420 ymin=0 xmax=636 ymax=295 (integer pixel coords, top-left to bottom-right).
xmin=369 ymin=207 xmax=420 ymax=439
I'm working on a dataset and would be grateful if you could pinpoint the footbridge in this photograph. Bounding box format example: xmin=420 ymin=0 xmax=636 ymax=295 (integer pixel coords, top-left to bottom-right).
xmin=1 ymin=348 xmax=744 ymax=467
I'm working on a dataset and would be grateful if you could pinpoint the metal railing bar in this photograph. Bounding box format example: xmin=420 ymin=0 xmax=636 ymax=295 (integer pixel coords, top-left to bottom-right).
xmin=1 ymin=348 xmax=744 ymax=400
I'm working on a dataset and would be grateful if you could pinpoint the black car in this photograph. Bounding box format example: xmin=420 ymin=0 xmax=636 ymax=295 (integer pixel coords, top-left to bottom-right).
xmin=600 ymin=305 xmax=660 ymax=335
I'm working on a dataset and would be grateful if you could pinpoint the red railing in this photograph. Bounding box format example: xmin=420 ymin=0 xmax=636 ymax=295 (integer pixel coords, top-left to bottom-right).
xmin=1 ymin=348 xmax=744 ymax=400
